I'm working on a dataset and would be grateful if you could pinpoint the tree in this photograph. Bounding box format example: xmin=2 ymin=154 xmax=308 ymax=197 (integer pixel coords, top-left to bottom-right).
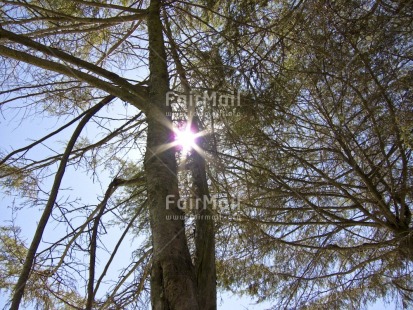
xmin=0 ymin=0 xmax=207 ymax=308
xmin=1 ymin=0 xmax=412 ymax=309
xmin=0 ymin=225 xmax=84 ymax=309
xmin=145 ymin=0 xmax=198 ymax=308
xmin=211 ymin=0 xmax=413 ymax=308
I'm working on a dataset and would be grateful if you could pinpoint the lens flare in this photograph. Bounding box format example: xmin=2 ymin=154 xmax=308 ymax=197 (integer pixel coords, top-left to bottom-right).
xmin=175 ymin=127 xmax=196 ymax=151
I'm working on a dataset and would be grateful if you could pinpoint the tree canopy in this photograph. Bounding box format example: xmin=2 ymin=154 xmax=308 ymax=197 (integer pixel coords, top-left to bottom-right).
xmin=0 ymin=0 xmax=412 ymax=309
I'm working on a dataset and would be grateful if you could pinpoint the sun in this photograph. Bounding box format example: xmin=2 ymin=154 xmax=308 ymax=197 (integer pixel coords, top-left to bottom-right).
xmin=175 ymin=126 xmax=197 ymax=152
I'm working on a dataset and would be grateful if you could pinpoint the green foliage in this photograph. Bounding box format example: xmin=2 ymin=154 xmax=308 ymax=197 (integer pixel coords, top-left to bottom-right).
xmin=0 ymin=226 xmax=84 ymax=309
xmin=0 ymin=164 xmax=38 ymax=199
xmin=209 ymin=0 xmax=413 ymax=308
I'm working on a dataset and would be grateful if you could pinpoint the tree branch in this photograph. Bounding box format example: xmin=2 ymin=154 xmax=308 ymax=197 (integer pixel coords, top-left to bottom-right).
xmin=10 ymin=96 xmax=112 ymax=310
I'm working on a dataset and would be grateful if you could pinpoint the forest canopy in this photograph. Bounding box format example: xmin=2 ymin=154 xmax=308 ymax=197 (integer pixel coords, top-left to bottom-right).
xmin=0 ymin=0 xmax=412 ymax=309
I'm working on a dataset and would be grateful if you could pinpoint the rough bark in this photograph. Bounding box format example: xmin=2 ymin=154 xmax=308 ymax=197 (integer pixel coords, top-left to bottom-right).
xmin=191 ymin=118 xmax=217 ymax=310
xmin=164 ymin=15 xmax=217 ymax=308
xmin=145 ymin=0 xmax=199 ymax=309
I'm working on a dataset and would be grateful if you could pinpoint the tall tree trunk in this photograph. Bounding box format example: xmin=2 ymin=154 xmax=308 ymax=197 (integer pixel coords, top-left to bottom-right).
xmin=192 ymin=117 xmax=217 ymax=310
xmin=146 ymin=0 xmax=199 ymax=309
xmin=163 ymin=16 xmax=217 ymax=308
